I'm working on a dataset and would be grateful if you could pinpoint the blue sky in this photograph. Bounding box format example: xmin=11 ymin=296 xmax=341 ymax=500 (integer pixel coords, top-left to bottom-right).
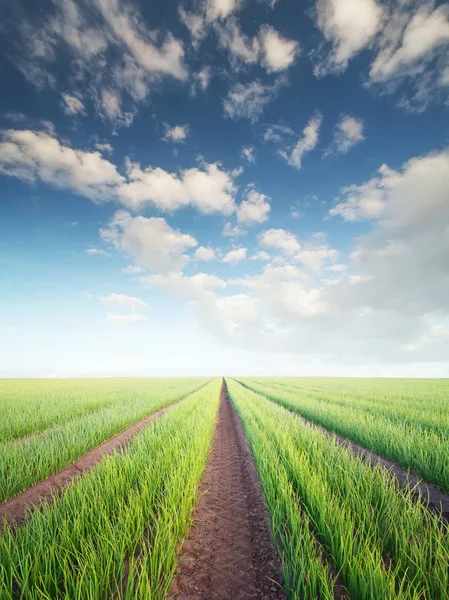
xmin=1 ymin=0 xmax=449 ymax=377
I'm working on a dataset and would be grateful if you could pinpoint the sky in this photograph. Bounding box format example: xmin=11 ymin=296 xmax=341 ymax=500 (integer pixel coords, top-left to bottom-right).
xmin=1 ymin=0 xmax=449 ymax=378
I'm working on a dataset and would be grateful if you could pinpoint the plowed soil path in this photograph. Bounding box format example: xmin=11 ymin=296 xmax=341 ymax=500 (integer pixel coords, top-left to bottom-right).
xmin=170 ymin=381 xmax=285 ymax=600
xmin=0 ymin=398 xmax=183 ymax=528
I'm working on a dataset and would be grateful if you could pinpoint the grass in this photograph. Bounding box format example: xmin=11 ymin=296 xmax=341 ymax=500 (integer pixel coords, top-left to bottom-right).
xmin=227 ymin=378 xmax=449 ymax=600
xmin=0 ymin=378 xmax=211 ymax=501
xmin=0 ymin=379 xmax=221 ymax=599
xmin=236 ymin=377 xmax=449 ymax=493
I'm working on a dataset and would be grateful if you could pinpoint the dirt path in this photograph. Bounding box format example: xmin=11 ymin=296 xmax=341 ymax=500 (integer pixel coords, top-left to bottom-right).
xmin=237 ymin=382 xmax=449 ymax=521
xmin=169 ymin=380 xmax=285 ymax=600
xmin=0 ymin=398 xmax=184 ymax=528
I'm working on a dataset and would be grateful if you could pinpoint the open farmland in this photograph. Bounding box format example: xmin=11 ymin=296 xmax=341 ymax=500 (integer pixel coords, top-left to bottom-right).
xmin=0 ymin=377 xmax=448 ymax=599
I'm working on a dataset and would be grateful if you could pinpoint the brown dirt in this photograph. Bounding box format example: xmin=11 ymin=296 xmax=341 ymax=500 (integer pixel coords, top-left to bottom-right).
xmin=169 ymin=380 xmax=286 ymax=600
xmin=328 ymin=429 xmax=449 ymax=522
xmin=237 ymin=381 xmax=449 ymax=522
xmin=0 ymin=398 xmax=184 ymax=529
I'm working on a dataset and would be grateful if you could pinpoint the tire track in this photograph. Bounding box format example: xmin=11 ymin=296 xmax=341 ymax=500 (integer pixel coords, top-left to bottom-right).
xmin=169 ymin=380 xmax=285 ymax=600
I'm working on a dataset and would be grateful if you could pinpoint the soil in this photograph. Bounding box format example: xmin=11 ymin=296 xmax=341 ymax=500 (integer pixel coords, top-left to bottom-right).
xmin=327 ymin=428 xmax=449 ymax=522
xmin=238 ymin=381 xmax=449 ymax=522
xmin=0 ymin=398 xmax=183 ymax=528
xmin=169 ymin=380 xmax=286 ymax=600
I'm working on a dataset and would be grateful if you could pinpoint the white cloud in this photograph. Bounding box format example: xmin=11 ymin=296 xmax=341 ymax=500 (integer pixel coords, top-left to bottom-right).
xmin=107 ymin=312 xmax=148 ymax=325
xmin=313 ymin=0 xmax=449 ymax=110
xmin=86 ymin=248 xmax=111 ymax=257
xmin=222 ymin=222 xmax=248 ymax=238
xmin=119 ymin=159 xmax=237 ymax=214
xmin=327 ymin=115 xmax=365 ymax=155
xmin=194 ymin=246 xmax=216 ymax=261
xmin=259 ymin=228 xmax=301 ymax=255
xmin=12 ymin=0 xmax=187 ymax=124
xmin=95 ymin=142 xmax=113 ymax=153
xmin=122 ymin=265 xmax=145 ymax=273
xmin=241 ymin=146 xmax=255 ymax=163
xmin=370 ymin=3 xmax=449 ymax=82
xmin=216 ymin=19 xmax=298 ymax=73
xmin=216 ymin=18 xmax=260 ymax=65
xmin=330 ymin=150 xmax=449 ymax=226
xmin=250 ymin=250 xmax=271 ymax=261
xmin=61 ymin=93 xmax=86 ymax=116
xmin=259 ymin=25 xmax=299 ymax=72
xmin=100 ymin=210 xmax=198 ymax=274
xmin=3 ymin=111 xmax=26 ymax=122
xmin=0 ymin=128 xmax=238 ymax=216
xmin=223 ymin=247 xmax=247 ymax=263
xmin=0 ymin=129 xmax=124 ymax=201
xmin=237 ymin=188 xmax=271 ymax=224
xmin=142 ymin=271 xmax=226 ymax=297
xmin=314 ymin=0 xmax=384 ymax=75
xmin=294 ymin=244 xmax=339 ymax=274
xmin=223 ymin=78 xmax=284 ymax=122
xmin=101 ymin=292 xmax=150 ymax=311
xmin=197 ymin=66 xmax=212 ymax=90
xmin=279 ymin=112 xmax=322 ymax=169
xmin=263 ymin=123 xmax=295 ymax=143
xmin=163 ymin=124 xmax=189 ymax=143
xmin=206 ymin=0 xmax=242 ymax=21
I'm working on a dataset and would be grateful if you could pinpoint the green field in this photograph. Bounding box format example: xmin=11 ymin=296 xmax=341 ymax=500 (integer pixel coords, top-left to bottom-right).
xmin=0 ymin=377 xmax=448 ymax=599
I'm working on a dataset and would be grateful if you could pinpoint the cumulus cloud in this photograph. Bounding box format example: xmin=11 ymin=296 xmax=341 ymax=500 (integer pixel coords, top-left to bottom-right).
xmin=259 ymin=25 xmax=299 ymax=72
xmin=86 ymin=248 xmax=111 ymax=257
xmin=241 ymin=146 xmax=255 ymax=163
xmin=259 ymin=228 xmax=301 ymax=255
xmin=101 ymin=292 xmax=150 ymax=311
xmin=0 ymin=128 xmax=238 ymax=215
xmin=95 ymin=142 xmax=113 ymax=153
xmin=61 ymin=93 xmax=86 ymax=116
xmin=236 ymin=188 xmax=271 ymax=224
xmin=223 ymin=247 xmax=247 ymax=263
xmin=10 ymin=0 xmax=187 ymax=125
xmin=279 ymin=112 xmax=322 ymax=169
xmin=194 ymin=246 xmax=216 ymax=261
xmin=223 ymin=78 xmax=285 ymax=121
xmin=0 ymin=129 xmax=124 ymax=201
xmin=222 ymin=222 xmax=248 ymax=238
xmin=122 ymin=265 xmax=145 ymax=273
xmin=250 ymin=250 xmax=271 ymax=261
xmin=313 ymin=0 xmax=384 ymax=75
xmin=313 ymin=0 xmax=449 ymax=109
xmin=326 ymin=115 xmax=365 ymax=156
xmin=163 ymin=124 xmax=189 ymax=143
xmin=263 ymin=123 xmax=295 ymax=144
xmin=216 ymin=19 xmax=298 ymax=73
xmin=107 ymin=312 xmax=148 ymax=324
xmin=119 ymin=159 xmax=236 ymax=214
xmin=100 ymin=210 xmax=198 ymax=274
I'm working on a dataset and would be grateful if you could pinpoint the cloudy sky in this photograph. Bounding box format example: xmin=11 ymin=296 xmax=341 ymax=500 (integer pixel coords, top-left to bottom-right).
xmin=1 ymin=0 xmax=449 ymax=377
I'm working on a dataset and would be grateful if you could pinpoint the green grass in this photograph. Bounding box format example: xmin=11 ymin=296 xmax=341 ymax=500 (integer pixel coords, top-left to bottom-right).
xmin=227 ymin=378 xmax=449 ymax=600
xmin=0 ymin=378 xmax=211 ymax=501
xmin=0 ymin=379 xmax=221 ymax=599
xmin=236 ymin=377 xmax=449 ymax=493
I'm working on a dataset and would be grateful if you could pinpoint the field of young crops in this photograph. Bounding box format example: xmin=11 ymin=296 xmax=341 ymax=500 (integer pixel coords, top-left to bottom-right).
xmin=0 ymin=376 xmax=448 ymax=599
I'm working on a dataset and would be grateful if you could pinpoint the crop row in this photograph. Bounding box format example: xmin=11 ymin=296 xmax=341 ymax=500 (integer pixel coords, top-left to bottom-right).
xmin=0 ymin=379 xmax=221 ymax=599
xmin=0 ymin=378 xmax=211 ymax=502
xmin=227 ymin=378 xmax=449 ymax=600
xmin=237 ymin=377 xmax=449 ymax=493
xmin=245 ymin=377 xmax=449 ymax=435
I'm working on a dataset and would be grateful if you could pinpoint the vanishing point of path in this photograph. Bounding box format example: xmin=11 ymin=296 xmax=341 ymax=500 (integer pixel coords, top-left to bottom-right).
xmin=170 ymin=380 xmax=285 ymax=600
